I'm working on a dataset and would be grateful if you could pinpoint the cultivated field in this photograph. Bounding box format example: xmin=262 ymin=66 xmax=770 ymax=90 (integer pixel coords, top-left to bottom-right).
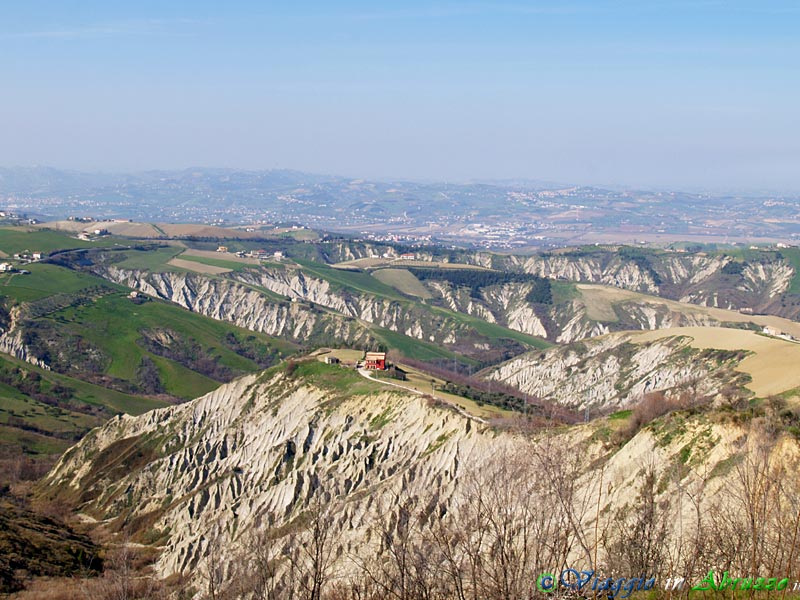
xmin=0 ymin=227 xmax=103 ymax=254
xmin=332 ymin=257 xmax=389 ymax=270
xmin=332 ymin=257 xmax=491 ymax=271
xmin=181 ymin=248 xmax=261 ymax=265
xmin=634 ymin=326 xmax=800 ymax=397
xmin=115 ymin=246 xmax=183 ymax=272
xmin=39 ymin=220 xmax=287 ymax=239
xmin=167 ymin=257 xmax=232 ymax=274
xmin=575 ymin=285 xmax=622 ymax=321
xmin=159 ymin=223 xmax=264 ymax=238
xmin=576 ymin=283 xmax=800 ymax=338
xmin=372 ymin=268 xmax=432 ymax=299
xmin=38 ymin=220 xmax=165 ymax=237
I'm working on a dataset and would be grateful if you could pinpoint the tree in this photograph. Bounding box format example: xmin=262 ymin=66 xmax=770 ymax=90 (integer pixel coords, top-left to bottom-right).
xmin=284 ymin=491 xmax=336 ymax=600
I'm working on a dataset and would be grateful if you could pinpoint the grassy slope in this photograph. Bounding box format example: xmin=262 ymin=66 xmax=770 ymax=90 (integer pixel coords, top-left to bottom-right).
xmin=295 ymin=259 xmax=408 ymax=301
xmin=296 ymin=259 xmax=551 ymax=350
xmin=114 ymin=246 xmax=184 ymax=272
xmin=780 ymin=248 xmax=800 ymax=294
xmin=46 ymin=292 xmax=294 ymax=398
xmin=0 ymin=236 xmax=301 ymax=454
xmin=0 ymin=228 xmax=113 ymax=255
xmin=0 ymin=352 xmax=165 ymax=456
xmin=0 ymin=263 xmax=120 ymax=302
xmin=372 ymin=268 xmax=432 ymax=299
xmin=51 ymin=292 xmax=295 ymax=399
xmin=174 ymin=253 xmax=256 ymax=272
xmin=714 ymin=247 xmax=800 ymax=295
xmin=372 ymin=327 xmax=469 ymax=363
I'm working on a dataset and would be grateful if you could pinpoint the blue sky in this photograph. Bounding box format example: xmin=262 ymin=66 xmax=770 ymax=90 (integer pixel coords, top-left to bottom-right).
xmin=1 ymin=1 xmax=798 ymax=191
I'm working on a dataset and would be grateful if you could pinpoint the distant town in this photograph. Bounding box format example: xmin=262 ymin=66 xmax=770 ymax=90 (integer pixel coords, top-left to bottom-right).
xmin=2 ymin=167 xmax=799 ymax=249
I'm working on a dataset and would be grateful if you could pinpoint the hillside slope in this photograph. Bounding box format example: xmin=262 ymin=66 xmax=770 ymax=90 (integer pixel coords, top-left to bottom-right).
xmin=40 ymin=361 xmax=800 ymax=597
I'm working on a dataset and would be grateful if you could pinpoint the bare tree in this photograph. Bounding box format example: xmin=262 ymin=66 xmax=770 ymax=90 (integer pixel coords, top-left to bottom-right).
xmin=604 ymin=461 xmax=669 ymax=576
xmin=198 ymin=525 xmax=232 ymax=600
xmin=284 ymin=490 xmax=337 ymax=600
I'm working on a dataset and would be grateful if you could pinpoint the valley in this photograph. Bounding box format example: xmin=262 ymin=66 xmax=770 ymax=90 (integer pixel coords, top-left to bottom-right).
xmin=3 ymin=224 xmax=800 ymax=597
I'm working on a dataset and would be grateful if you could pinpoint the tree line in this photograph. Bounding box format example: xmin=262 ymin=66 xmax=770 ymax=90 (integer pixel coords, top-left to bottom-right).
xmin=409 ymin=268 xmax=553 ymax=303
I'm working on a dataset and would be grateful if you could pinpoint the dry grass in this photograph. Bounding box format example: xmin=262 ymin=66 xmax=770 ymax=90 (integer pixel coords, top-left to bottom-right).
xmin=575 ymin=285 xmax=623 ymax=321
xmin=158 ymin=223 xmax=261 ymax=239
xmin=102 ymin=222 xmax=164 ymax=238
xmin=332 ymin=258 xmax=491 ymax=271
xmin=34 ymin=221 xmax=86 ymax=233
xmin=166 ymin=257 xmax=232 ymax=274
xmin=180 ymin=248 xmax=260 ymax=265
xmin=634 ymin=326 xmax=800 ymax=397
xmin=315 ymin=348 xmax=365 ymax=365
xmin=577 ymin=283 xmax=800 ymax=339
xmin=396 ymin=363 xmax=511 ymax=420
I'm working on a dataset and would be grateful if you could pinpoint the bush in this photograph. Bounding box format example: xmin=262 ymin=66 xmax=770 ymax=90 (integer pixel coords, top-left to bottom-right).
xmin=618 ymin=391 xmax=703 ymax=442
xmin=721 ymin=260 xmax=745 ymax=275
xmin=135 ymin=356 xmax=164 ymax=394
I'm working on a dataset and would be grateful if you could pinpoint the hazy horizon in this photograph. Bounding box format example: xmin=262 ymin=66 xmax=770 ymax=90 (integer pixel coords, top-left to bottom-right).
xmin=3 ymin=1 xmax=799 ymax=193
xmin=3 ymin=163 xmax=798 ymax=198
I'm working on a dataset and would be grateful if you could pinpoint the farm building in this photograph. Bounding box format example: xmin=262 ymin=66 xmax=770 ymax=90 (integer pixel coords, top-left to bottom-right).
xmin=324 ymin=356 xmax=340 ymax=365
xmin=364 ymin=352 xmax=387 ymax=370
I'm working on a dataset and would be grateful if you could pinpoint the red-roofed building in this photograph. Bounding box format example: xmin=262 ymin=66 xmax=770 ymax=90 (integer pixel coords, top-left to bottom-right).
xmin=364 ymin=352 xmax=387 ymax=370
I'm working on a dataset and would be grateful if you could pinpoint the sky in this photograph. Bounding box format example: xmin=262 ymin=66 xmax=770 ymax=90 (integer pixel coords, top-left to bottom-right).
xmin=1 ymin=1 xmax=799 ymax=192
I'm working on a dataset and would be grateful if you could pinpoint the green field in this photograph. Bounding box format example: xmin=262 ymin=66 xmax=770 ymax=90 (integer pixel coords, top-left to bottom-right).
xmin=780 ymin=248 xmax=800 ymax=295
xmin=289 ymin=360 xmax=380 ymax=396
xmin=0 ymin=227 xmax=117 ymax=255
xmin=0 ymin=263 xmax=117 ymax=302
xmin=0 ymin=272 xmax=299 ymax=458
xmin=114 ymin=246 xmax=184 ymax=272
xmin=295 ymin=259 xmax=408 ymax=301
xmin=550 ymin=280 xmax=580 ymax=305
xmin=0 ymin=239 xmax=304 ymax=461
xmin=0 ymin=352 xmax=167 ymax=456
xmin=175 ymin=253 xmax=256 ymax=272
xmin=372 ymin=268 xmax=432 ymax=299
xmin=49 ymin=292 xmax=296 ymax=399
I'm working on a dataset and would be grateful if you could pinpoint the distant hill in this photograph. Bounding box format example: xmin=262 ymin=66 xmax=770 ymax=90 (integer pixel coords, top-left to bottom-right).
xmin=2 ymin=166 xmax=799 ymax=245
